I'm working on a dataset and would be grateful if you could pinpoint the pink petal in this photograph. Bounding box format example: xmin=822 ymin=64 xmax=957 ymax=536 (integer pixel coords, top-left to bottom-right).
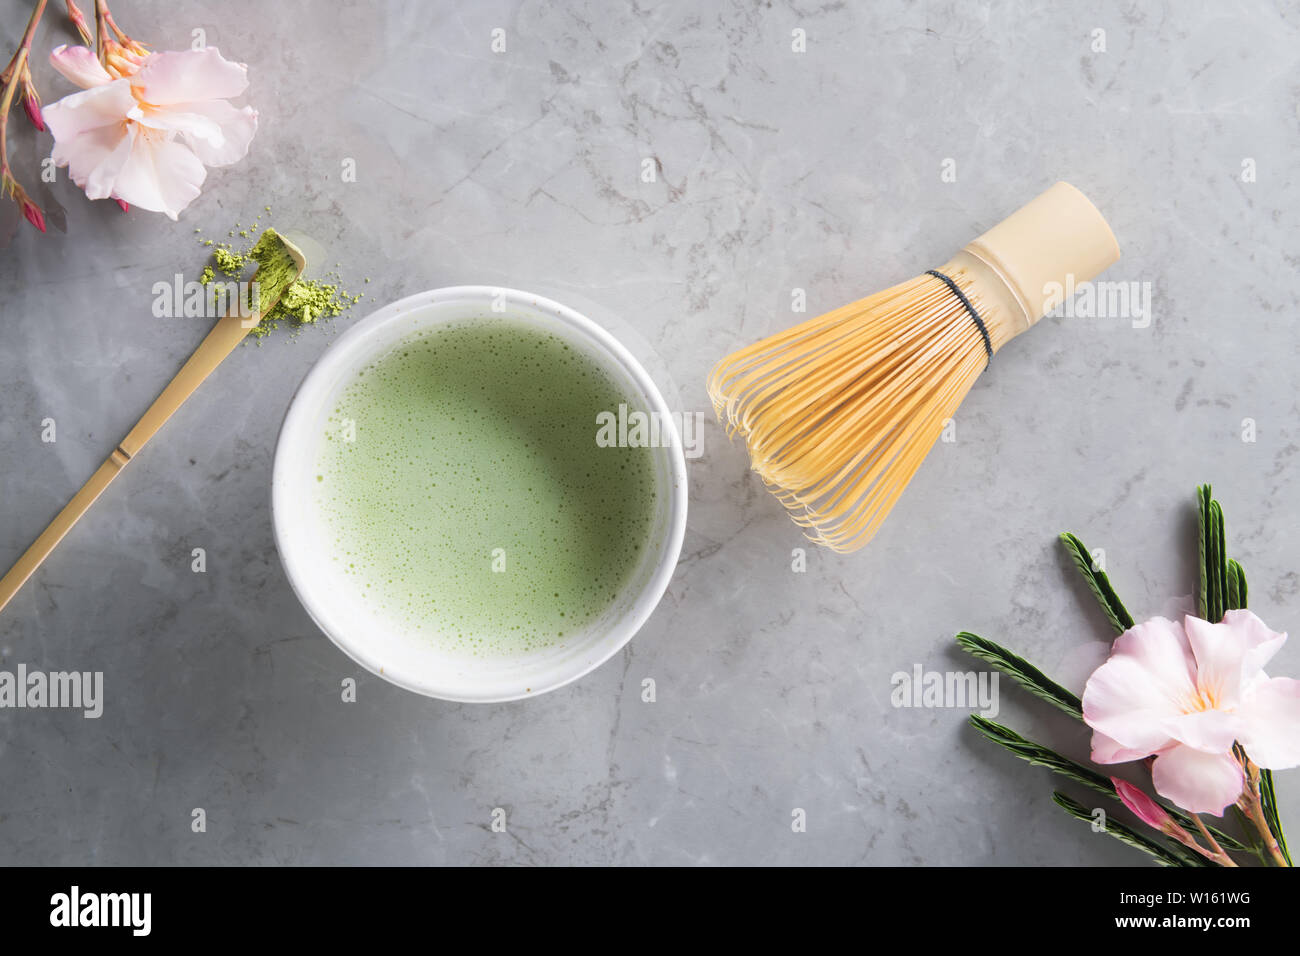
xmin=1161 ymin=708 xmax=1240 ymax=754
xmin=43 ymin=80 xmax=135 ymax=147
xmin=1184 ymin=610 xmax=1286 ymax=709
xmin=170 ymin=100 xmax=257 ymax=167
xmin=1150 ymin=745 xmax=1244 ymax=816
xmin=49 ymin=43 xmax=113 ymax=88
xmin=1222 ymin=609 xmax=1288 ymax=682
xmin=80 ymin=125 xmax=136 ymax=200
xmin=1236 ymin=676 xmax=1300 ymax=770
xmin=1090 ymin=729 xmax=1164 ymax=765
xmin=132 ymin=104 xmax=226 ymax=148
xmin=1082 ymin=617 xmax=1196 ymax=754
xmin=133 ymin=100 xmax=257 ymax=167
xmin=109 ymin=130 xmax=207 ymax=220
xmin=1184 ymin=614 xmax=1250 ymax=711
xmin=53 ymin=123 xmax=126 ymax=195
xmin=44 ymin=84 xmax=135 ymax=196
xmin=132 ymin=48 xmax=248 ymax=105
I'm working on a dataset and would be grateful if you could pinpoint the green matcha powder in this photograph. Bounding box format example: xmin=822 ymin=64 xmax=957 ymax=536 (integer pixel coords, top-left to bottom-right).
xmin=195 ymin=209 xmax=366 ymax=339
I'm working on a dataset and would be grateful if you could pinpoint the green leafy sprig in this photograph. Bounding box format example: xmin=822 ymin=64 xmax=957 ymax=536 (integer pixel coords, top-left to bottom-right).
xmin=1052 ymin=792 xmax=1199 ymax=868
xmin=959 ymin=485 xmax=1289 ymax=866
xmin=968 ymin=714 xmax=1246 ymax=854
xmin=1198 ymin=485 xmax=1291 ymax=866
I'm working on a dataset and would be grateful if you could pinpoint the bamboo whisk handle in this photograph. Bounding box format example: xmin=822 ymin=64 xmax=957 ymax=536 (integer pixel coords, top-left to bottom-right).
xmin=959 ymin=181 xmax=1121 ymax=334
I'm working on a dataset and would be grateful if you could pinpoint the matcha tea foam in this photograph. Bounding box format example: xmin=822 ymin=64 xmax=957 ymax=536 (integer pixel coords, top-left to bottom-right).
xmin=311 ymin=317 xmax=660 ymax=658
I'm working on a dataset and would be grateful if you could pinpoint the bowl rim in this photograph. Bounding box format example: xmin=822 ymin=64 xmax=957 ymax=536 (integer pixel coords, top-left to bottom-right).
xmin=271 ymin=285 xmax=688 ymax=703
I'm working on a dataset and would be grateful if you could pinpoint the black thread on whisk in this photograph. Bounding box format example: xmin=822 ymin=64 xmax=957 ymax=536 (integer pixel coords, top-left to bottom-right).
xmin=926 ymin=269 xmax=992 ymax=360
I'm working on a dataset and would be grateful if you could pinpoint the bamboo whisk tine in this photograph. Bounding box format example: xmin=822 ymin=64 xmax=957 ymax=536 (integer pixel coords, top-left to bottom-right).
xmin=709 ymin=270 xmax=1012 ymax=552
xmin=707 ymin=182 xmax=1121 ymax=553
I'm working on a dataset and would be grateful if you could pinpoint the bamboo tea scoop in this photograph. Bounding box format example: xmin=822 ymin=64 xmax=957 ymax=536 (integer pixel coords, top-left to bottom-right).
xmin=0 ymin=229 xmax=306 ymax=614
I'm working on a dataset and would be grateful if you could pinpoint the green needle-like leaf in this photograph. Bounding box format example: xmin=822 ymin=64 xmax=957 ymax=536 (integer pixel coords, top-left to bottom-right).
xmin=968 ymin=715 xmax=1246 ymax=852
xmin=1212 ymin=499 xmax=1227 ymax=621
xmin=1260 ymin=767 xmax=1292 ymax=866
xmin=1059 ymin=532 xmax=1134 ymax=634
xmin=1052 ymin=792 xmax=1200 ymax=867
xmin=1197 ymin=485 xmax=1230 ymax=623
xmin=1227 ymin=559 xmax=1248 ymax=610
xmin=1197 ymin=485 xmax=1212 ymax=620
xmin=956 ymin=633 xmax=1082 ymax=719
xmin=970 ymin=715 xmax=1109 ymax=791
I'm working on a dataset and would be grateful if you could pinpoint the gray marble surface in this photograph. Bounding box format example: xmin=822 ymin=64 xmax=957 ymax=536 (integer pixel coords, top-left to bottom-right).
xmin=2 ymin=0 xmax=1298 ymax=866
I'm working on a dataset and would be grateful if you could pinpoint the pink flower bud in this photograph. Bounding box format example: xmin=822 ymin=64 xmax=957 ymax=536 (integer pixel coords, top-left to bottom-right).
xmin=23 ymin=95 xmax=44 ymax=132
xmin=1112 ymin=778 xmax=1174 ymax=831
xmin=66 ymin=0 xmax=93 ymax=46
xmin=21 ymin=71 xmax=44 ymax=132
xmin=21 ymin=196 xmax=46 ymax=233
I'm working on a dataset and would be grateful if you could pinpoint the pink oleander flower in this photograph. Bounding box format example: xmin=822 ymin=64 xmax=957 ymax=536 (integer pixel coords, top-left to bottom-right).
xmin=42 ymin=43 xmax=257 ymax=220
xmin=1083 ymin=610 xmax=1300 ymax=816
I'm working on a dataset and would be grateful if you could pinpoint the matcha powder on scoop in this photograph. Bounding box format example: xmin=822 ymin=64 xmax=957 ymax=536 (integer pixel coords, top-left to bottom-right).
xmin=195 ymin=212 xmax=367 ymax=339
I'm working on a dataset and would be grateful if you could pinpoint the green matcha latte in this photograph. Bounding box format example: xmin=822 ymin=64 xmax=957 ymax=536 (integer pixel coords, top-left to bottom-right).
xmin=310 ymin=317 xmax=659 ymax=658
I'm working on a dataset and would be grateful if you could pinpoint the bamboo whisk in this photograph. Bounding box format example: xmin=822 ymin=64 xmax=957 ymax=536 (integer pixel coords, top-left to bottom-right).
xmin=708 ymin=182 xmax=1120 ymax=552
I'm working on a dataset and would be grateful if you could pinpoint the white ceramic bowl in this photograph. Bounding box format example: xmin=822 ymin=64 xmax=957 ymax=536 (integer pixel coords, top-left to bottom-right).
xmin=272 ymin=287 xmax=687 ymax=703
